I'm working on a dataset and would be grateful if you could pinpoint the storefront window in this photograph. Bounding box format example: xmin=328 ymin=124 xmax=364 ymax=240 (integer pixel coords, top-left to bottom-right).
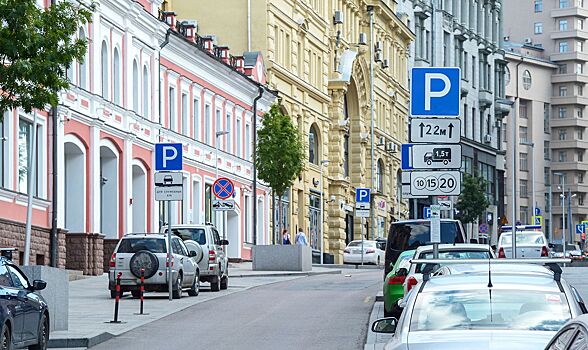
xmin=274 ymin=190 xmax=290 ymax=236
xmin=309 ymin=194 xmax=320 ymax=250
xmin=18 ymin=118 xmax=38 ymax=196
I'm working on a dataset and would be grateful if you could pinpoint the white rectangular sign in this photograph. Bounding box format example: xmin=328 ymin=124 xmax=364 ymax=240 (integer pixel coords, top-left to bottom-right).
xmin=356 ymin=208 xmax=370 ymax=218
xmin=439 ymin=200 xmax=453 ymax=211
xmin=154 ymin=171 xmax=183 ymax=186
xmin=410 ymin=118 xmax=461 ymax=144
xmin=403 ymin=144 xmax=461 ymax=170
xmin=155 ymin=185 xmax=183 ymax=201
xmin=430 ymin=205 xmax=441 ymax=243
xmin=213 ymin=199 xmax=235 ymax=211
xmin=409 ymin=170 xmax=461 ymax=196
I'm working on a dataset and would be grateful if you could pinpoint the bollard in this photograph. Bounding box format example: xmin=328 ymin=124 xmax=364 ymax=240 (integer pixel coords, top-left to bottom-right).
xmin=139 ymin=268 xmax=145 ymax=315
xmin=110 ymin=272 xmax=122 ymax=323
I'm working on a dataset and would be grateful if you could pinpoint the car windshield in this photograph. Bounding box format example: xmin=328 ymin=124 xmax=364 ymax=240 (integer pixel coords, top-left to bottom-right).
xmin=410 ymin=289 xmax=571 ymax=332
xmin=348 ymin=241 xmax=375 ymax=248
xmin=171 ymin=228 xmax=207 ymax=245
xmin=500 ymin=233 xmax=545 ymax=245
xmin=390 ymin=222 xmax=463 ymax=249
xmin=415 ymin=250 xmax=491 ymax=273
xmin=117 ymin=238 xmax=166 ymax=253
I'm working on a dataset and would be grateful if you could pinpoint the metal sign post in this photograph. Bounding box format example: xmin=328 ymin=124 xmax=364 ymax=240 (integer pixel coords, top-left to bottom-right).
xmin=430 ymin=205 xmax=441 ymax=258
xmin=167 ymin=203 xmax=172 ymax=301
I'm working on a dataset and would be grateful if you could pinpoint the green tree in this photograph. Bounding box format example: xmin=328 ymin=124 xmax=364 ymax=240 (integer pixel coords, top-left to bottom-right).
xmin=256 ymin=104 xmax=305 ymax=243
xmin=0 ymin=0 xmax=94 ymax=116
xmin=456 ymin=173 xmax=490 ymax=224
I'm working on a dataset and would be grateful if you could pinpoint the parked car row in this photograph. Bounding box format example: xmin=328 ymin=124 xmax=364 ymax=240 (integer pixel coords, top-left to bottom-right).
xmin=108 ymin=223 xmax=229 ymax=299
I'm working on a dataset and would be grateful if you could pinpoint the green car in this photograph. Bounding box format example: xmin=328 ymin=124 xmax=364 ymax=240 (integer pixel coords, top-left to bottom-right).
xmin=383 ymin=249 xmax=415 ymax=318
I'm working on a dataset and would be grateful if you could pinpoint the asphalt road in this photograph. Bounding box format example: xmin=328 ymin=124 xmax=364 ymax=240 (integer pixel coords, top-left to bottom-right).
xmin=90 ymin=269 xmax=382 ymax=350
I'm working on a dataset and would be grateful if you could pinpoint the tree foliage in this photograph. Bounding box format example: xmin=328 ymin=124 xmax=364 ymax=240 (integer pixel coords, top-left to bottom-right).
xmin=456 ymin=173 xmax=490 ymax=224
xmin=256 ymin=104 xmax=305 ymax=197
xmin=0 ymin=0 xmax=94 ymax=115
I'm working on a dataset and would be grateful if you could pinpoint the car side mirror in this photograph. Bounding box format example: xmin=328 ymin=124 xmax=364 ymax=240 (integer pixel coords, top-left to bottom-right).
xmin=189 ymin=250 xmax=198 ymax=258
xmin=395 ymin=267 xmax=408 ymax=277
xmin=31 ymin=280 xmax=46 ymax=291
xmin=220 ymin=239 xmax=229 ymax=246
xmin=371 ymin=318 xmax=397 ymax=334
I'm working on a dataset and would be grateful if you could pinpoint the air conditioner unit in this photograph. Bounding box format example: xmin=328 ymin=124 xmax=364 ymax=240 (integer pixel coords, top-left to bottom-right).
xmin=374 ymin=51 xmax=382 ymax=63
xmin=375 ymin=41 xmax=383 ymax=52
xmin=379 ymin=136 xmax=386 ymax=146
xmin=484 ymin=134 xmax=492 ymax=143
xmin=333 ymin=11 xmax=343 ymax=25
xmin=524 ymin=37 xmax=532 ymax=44
xmin=386 ymin=142 xmax=398 ymax=153
xmin=358 ymin=33 xmax=367 ymax=46
xmin=382 ymin=59 xmax=390 ymax=69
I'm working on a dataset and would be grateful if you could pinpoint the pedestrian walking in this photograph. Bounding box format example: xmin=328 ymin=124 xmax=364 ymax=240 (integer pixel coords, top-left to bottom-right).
xmin=282 ymin=229 xmax=291 ymax=245
xmin=295 ymin=228 xmax=308 ymax=246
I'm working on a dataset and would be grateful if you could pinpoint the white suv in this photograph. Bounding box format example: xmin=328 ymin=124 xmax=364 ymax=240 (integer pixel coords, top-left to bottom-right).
xmin=108 ymin=233 xmax=200 ymax=299
xmin=161 ymin=224 xmax=229 ymax=291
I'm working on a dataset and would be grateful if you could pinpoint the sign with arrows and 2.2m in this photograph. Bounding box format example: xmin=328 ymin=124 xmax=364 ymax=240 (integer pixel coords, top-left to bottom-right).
xmin=410 ymin=118 xmax=461 ymax=144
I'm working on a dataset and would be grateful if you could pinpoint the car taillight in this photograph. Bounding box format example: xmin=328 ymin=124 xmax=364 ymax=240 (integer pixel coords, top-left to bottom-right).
xmin=389 ymin=276 xmax=406 ymax=285
xmin=406 ymin=276 xmax=418 ymax=292
xmin=366 ymin=249 xmax=375 ymax=254
xmin=109 ymin=253 xmax=116 ymax=268
xmin=344 ymin=249 xmax=350 ymax=253
xmin=166 ymin=254 xmax=174 ymax=267
xmin=209 ymin=250 xmax=216 ymax=262
xmin=498 ymin=247 xmax=506 ymax=258
xmin=541 ymin=246 xmax=549 ymax=257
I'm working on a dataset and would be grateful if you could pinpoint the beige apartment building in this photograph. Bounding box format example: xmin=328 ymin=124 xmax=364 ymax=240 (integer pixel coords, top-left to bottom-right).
xmin=504 ymin=0 xmax=588 ymax=244
xmin=163 ymin=0 xmax=413 ymax=262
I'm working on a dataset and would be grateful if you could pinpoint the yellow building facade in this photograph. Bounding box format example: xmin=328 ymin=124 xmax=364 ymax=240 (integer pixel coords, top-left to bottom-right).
xmin=164 ymin=0 xmax=413 ymax=263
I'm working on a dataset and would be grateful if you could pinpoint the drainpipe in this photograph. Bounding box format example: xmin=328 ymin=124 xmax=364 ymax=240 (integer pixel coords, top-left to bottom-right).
xmin=252 ymin=86 xmax=264 ymax=245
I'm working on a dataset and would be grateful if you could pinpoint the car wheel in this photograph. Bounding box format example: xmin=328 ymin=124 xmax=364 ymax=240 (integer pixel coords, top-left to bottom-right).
xmin=28 ymin=313 xmax=48 ymax=350
xmin=188 ymin=272 xmax=200 ymax=297
xmin=0 ymin=323 xmax=11 ymax=350
xmin=220 ymin=275 xmax=228 ymax=290
xmin=210 ymin=275 xmax=221 ymax=292
xmin=172 ymin=274 xmax=183 ymax=299
xmin=131 ymin=290 xmax=141 ymax=298
xmin=377 ymin=256 xmax=381 ymax=266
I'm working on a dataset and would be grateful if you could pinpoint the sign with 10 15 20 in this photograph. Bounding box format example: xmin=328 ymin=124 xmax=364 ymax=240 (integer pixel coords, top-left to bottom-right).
xmin=409 ymin=170 xmax=461 ymax=196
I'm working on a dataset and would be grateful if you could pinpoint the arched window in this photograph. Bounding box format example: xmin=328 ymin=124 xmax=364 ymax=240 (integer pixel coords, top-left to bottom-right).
xmin=376 ymin=159 xmax=384 ymax=193
xmin=309 ymin=124 xmax=319 ymax=165
xmin=101 ymin=41 xmax=109 ymax=99
xmin=132 ymin=59 xmax=139 ymax=113
xmin=113 ymin=48 xmax=121 ymax=104
xmin=143 ymin=65 xmax=149 ymax=117
xmin=78 ymin=28 xmax=87 ymax=89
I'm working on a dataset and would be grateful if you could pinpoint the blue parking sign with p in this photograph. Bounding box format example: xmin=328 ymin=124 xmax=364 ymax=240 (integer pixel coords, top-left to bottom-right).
xmin=410 ymin=67 xmax=460 ymax=117
xmin=356 ymin=188 xmax=370 ymax=203
xmin=155 ymin=143 xmax=183 ymax=171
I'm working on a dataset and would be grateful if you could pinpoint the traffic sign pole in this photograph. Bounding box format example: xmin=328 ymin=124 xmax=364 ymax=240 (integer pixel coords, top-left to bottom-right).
xmin=167 ymin=202 xmax=172 ymax=301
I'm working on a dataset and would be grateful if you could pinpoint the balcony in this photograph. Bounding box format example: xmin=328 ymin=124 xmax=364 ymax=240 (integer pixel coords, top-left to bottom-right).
xmin=550 ymin=30 xmax=588 ymax=40
xmin=550 ymin=51 xmax=588 ymax=62
xmin=552 ymin=73 xmax=588 ymax=84
xmin=551 ymin=162 xmax=588 ymax=172
xmin=551 ymin=139 xmax=588 ymax=149
xmin=551 ymin=95 xmax=588 ymax=105
xmin=551 ymin=7 xmax=588 ymax=18
xmin=479 ymin=90 xmax=493 ymax=108
xmin=550 ymin=117 xmax=588 ymax=128
xmin=495 ymin=98 xmax=512 ymax=114
xmin=551 ymin=205 xmax=588 ymax=216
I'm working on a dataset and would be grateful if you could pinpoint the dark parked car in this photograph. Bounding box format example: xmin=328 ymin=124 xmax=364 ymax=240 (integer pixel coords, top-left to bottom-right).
xmin=384 ymin=219 xmax=466 ymax=277
xmin=0 ymin=257 xmax=49 ymax=350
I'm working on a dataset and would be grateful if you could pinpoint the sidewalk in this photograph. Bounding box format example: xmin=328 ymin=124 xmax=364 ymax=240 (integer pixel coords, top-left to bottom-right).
xmin=364 ymin=300 xmax=393 ymax=350
xmin=50 ymin=263 xmax=341 ymax=349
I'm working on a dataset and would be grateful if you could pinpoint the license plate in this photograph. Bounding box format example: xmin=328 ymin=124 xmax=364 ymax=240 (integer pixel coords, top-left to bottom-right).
xmin=352 ymin=249 xmax=361 ymax=254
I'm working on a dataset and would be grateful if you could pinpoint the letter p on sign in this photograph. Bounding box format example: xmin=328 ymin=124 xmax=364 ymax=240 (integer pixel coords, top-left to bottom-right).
xmin=410 ymin=67 xmax=460 ymax=117
xmin=155 ymin=143 xmax=183 ymax=171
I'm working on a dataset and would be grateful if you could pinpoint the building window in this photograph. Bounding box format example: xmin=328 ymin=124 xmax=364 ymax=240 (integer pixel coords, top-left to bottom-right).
xmin=204 ymin=104 xmax=211 ymax=144
xmin=142 ymin=66 xmax=149 ymax=118
xmin=343 ymin=134 xmax=349 ymax=177
xmin=579 ymin=19 xmax=585 ymax=30
xmin=415 ymin=16 xmax=426 ymax=59
xmin=544 ymin=167 xmax=551 ymax=185
xmin=559 ymin=151 xmax=568 ymax=162
xmin=520 ymin=180 xmax=528 ymax=198
xmin=534 ymin=0 xmax=543 ymax=12
xmin=544 ymin=141 xmax=551 ymax=160
xmin=579 ymin=150 xmax=584 ymax=162
xmin=101 ymin=41 xmax=109 ymax=99
xmin=579 ymin=107 xmax=585 ymax=118
xmin=559 ymin=107 xmax=568 ymax=118
xmin=205 ymin=184 xmax=213 ymax=224
xmin=169 ymin=87 xmax=176 ymax=131
xmin=215 ymin=109 xmax=221 ymax=148
xmin=560 ymin=0 xmax=569 ymax=8
xmin=520 ymin=153 xmax=528 ymax=171
xmin=522 ymin=70 xmax=532 ymax=89
xmin=193 ymin=98 xmax=200 ymax=141
xmin=236 ymin=118 xmax=242 ymax=158
xmin=225 ymin=113 xmax=232 ymax=153
xmin=560 ymin=86 xmax=568 ymax=96
xmin=132 ymin=60 xmax=139 ymax=113
xmin=535 ymin=22 xmax=543 ymax=34
xmin=560 ymin=20 xmax=569 ymax=31
xmin=559 ymin=129 xmax=567 ymax=140
xmin=181 ymin=93 xmax=188 ymax=135
xmin=579 ymin=41 xmax=585 ymax=52
xmin=376 ymin=159 xmax=384 ymax=193
xmin=520 ymin=126 xmax=528 ymax=143
xmin=443 ymin=32 xmax=450 ymax=66
xmin=78 ymin=28 xmax=87 ymax=89
xmin=18 ymin=118 xmax=39 ymax=196
xmin=519 ymin=100 xmax=528 ymax=118
xmin=245 ymin=123 xmax=251 ymax=161
xmin=558 ymin=64 xmax=568 ymax=74
xmin=560 ymin=41 xmax=569 ymax=53
xmin=579 ymin=172 xmax=585 ymax=183
xmin=505 ymin=66 xmax=510 ymax=85
xmin=309 ymin=124 xmax=319 ymax=165
xmin=578 ymin=129 xmax=584 ymax=140
xmin=520 ymin=206 xmax=529 ymax=224
xmin=544 ymin=103 xmax=550 ymax=133
xmin=472 ymin=55 xmax=476 ymax=87
xmin=113 ymin=48 xmax=121 ymax=104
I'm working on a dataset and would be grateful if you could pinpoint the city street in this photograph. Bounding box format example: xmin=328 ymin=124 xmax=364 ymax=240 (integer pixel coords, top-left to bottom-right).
xmin=89 ymin=269 xmax=381 ymax=350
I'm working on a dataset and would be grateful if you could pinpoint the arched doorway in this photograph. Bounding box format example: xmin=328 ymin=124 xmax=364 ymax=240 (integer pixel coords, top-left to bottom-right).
xmin=64 ymin=139 xmax=86 ymax=232
xmin=132 ymin=162 xmax=147 ymax=233
xmin=100 ymin=144 xmax=119 ymax=238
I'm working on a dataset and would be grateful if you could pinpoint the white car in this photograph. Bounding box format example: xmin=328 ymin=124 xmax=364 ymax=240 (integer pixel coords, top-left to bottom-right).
xmin=343 ymin=240 xmax=384 ymax=265
xmin=403 ymin=244 xmax=495 ymax=294
xmin=497 ymin=230 xmax=549 ymax=258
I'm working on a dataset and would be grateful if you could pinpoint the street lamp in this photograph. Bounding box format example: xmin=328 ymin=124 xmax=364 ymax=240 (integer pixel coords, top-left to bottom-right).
xmin=320 ymin=160 xmax=329 ymax=265
xmin=554 ymin=172 xmax=565 ymax=257
xmin=215 ymin=130 xmax=229 ymax=238
xmin=368 ymin=5 xmax=376 ymax=240
xmin=520 ymin=141 xmax=535 ymax=224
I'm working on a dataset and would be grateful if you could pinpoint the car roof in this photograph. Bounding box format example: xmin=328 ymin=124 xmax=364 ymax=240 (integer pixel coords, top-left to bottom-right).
xmin=161 ymin=224 xmax=210 ymax=228
xmin=565 ymin=314 xmax=588 ymax=328
xmin=415 ymin=243 xmax=492 ymax=253
xmin=439 ymin=263 xmax=554 ymax=276
xmin=392 ymin=219 xmax=460 ymax=225
xmin=423 ymin=272 xmax=561 ymax=293
xmin=399 ymin=249 xmax=416 ymax=258
xmin=349 ymin=240 xmax=377 ymax=244
xmin=123 ymin=233 xmax=167 ymax=239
